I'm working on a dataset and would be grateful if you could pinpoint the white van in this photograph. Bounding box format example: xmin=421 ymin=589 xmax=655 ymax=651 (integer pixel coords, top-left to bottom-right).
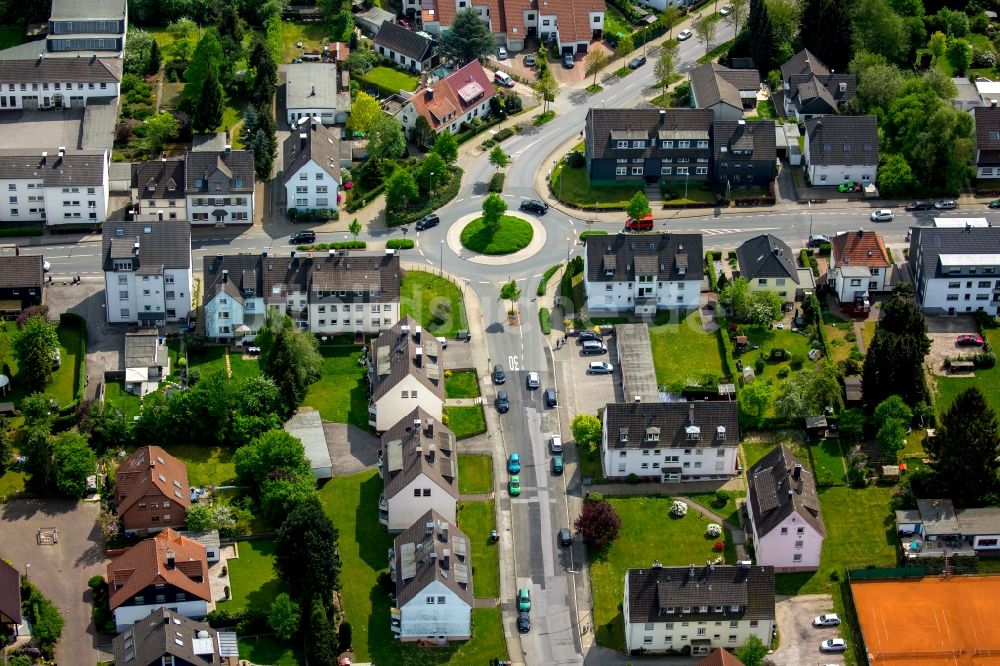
xmin=493 ymin=71 xmax=515 ymax=88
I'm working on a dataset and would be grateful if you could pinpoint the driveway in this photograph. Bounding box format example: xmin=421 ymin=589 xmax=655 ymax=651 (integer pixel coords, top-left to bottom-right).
xmin=0 ymin=499 xmax=107 ymax=666
xmin=772 ymin=593 xmax=844 ymax=666
xmin=924 ymin=314 xmax=981 ymax=375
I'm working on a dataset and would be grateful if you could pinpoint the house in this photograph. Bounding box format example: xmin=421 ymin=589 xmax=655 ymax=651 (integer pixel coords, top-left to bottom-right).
xmin=395 ymin=60 xmax=495 ymax=136
xmin=201 ymin=253 xmax=265 ymax=340
xmin=952 ymin=77 xmax=981 ymax=111
xmin=389 ymin=509 xmax=473 ymax=641
xmin=896 ymin=498 xmax=1000 ymax=558
xmin=584 ymin=233 xmax=704 ymax=314
xmin=282 ymin=120 xmax=342 ymax=213
xmin=124 ymin=330 xmax=169 ymax=396
xmin=0 ymin=254 xmax=45 ymax=311
xmin=696 ymin=649 xmax=745 ymax=666
xmin=907 ymin=226 xmax=1000 ymax=315
xmin=975 ymin=78 xmax=1000 ymax=108
xmin=0 ymin=147 xmax=109 ymax=226
xmin=690 ymin=63 xmax=760 ymax=121
xmin=115 ymin=445 xmax=191 ymax=535
xmin=285 ymin=62 xmax=350 ymax=126
xmin=284 ymin=409 xmax=334 ymax=480
xmin=735 ymin=234 xmax=812 ymax=302
xmin=0 ymin=560 xmax=22 ymax=641
xmin=601 ymin=401 xmax=740 ymax=481
xmin=131 ymin=159 xmax=186 ymax=222
xmin=379 ymin=407 xmax=457 ymax=531
xmin=746 ymin=444 xmax=825 ymax=572
xmin=712 ymin=120 xmax=777 ymax=191
xmin=107 ymin=529 xmax=211 ymax=631
xmin=373 ymin=22 xmax=435 ymax=72
xmin=355 ymin=6 xmax=395 ymax=35
xmin=102 ymin=221 xmax=193 ymax=325
xmin=184 ymin=148 xmax=254 ymax=226
xmin=974 ymin=106 xmax=1000 ymax=180
xmin=780 ymin=49 xmax=856 ymax=121
xmin=802 ymin=116 xmax=879 ymax=188
xmin=828 ymin=229 xmax=892 ymax=315
xmin=111 ymin=607 xmax=239 ymax=666
xmin=368 ymin=317 xmax=444 ymax=432
xmin=0 ymin=0 xmax=127 ymax=60
xmin=584 ymin=108 xmax=714 ymax=185
xmin=0 ymin=57 xmax=123 ymax=110
xmin=623 ymin=562 xmax=775 ymax=655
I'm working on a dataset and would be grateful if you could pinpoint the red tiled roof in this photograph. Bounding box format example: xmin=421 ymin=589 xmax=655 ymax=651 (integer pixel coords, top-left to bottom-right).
xmin=538 ymin=0 xmax=603 ymax=42
xmin=115 ymin=446 xmax=191 ymax=516
xmin=410 ymin=61 xmax=495 ymax=131
xmin=0 ymin=559 xmax=21 ymax=625
xmin=107 ymin=529 xmax=210 ymax=610
xmin=831 ymin=230 xmax=890 ymax=268
xmin=432 ymin=0 xmax=457 ymax=28
xmin=328 ymin=42 xmax=351 ymax=62
xmin=696 ymin=649 xmax=745 ymax=666
xmin=503 ymin=0 xmax=536 ymax=38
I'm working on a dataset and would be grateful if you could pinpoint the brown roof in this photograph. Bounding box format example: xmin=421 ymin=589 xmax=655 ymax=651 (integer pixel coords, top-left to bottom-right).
xmin=132 ymin=159 xmax=186 ymax=199
xmin=604 ymin=401 xmax=739 ymax=450
xmin=626 ymin=564 xmax=775 ymax=625
xmin=503 ymin=0 xmax=536 ymax=38
xmin=975 ymin=106 xmax=1000 ymax=166
xmin=382 ymin=406 xmax=457 ymax=500
xmin=0 ymin=559 xmax=21 ymax=625
xmin=111 ymin=607 xmax=225 ymax=666
xmin=115 ymin=446 xmax=191 ymax=516
xmin=0 ymin=255 xmax=44 ymax=291
xmin=409 ymin=61 xmax=495 ymax=132
xmin=394 ymin=509 xmax=473 ymax=608
xmin=0 ymin=56 xmax=122 ymax=83
xmin=747 ymin=444 xmax=825 ymax=538
xmin=831 ymin=229 xmax=890 ymax=268
xmin=107 ymin=529 xmax=210 ymax=610
xmin=696 ymin=649 xmax=745 ymax=666
xmin=260 ymin=251 xmax=401 ymax=305
xmin=282 ymin=120 xmax=342 ymax=184
xmin=369 ymin=316 xmax=445 ymax=403
xmin=690 ymin=63 xmax=760 ymax=111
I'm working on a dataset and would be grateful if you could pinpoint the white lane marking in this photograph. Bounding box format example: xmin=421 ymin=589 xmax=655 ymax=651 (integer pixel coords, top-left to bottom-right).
xmin=511 ymin=137 xmax=542 ymax=156
xmin=455 ymin=198 xmax=465 ymax=203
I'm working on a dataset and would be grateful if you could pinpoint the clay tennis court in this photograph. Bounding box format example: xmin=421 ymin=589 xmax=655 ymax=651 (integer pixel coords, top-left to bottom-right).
xmin=851 ymin=576 xmax=1000 ymax=665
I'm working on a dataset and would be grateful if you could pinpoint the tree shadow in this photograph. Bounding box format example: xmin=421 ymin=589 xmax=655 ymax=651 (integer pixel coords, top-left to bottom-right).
xmin=74 ymin=521 xmax=108 ymax=568
xmin=1 ymin=497 xmax=77 ymax=521
xmin=355 ymin=474 xmax=395 ymax=571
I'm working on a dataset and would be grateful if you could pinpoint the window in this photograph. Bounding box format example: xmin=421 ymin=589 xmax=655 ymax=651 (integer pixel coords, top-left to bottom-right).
xmin=696 ymin=167 xmax=708 ymax=175
xmin=677 ymin=167 xmax=689 ymax=175
xmin=793 ymin=553 xmax=802 ymax=562
xmin=631 ymin=166 xmax=644 ymax=175
xmin=437 ymin=596 xmax=446 ymax=604
xmin=696 ymin=140 xmax=708 ymax=148
xmin=118 ymin=275 xmax=127 ymax=285
xmin=616 ymin=140 xmax=628 ymax=148
xmin=119 ymin=290 xmax=128 ymax=300
xmin=414 ymin=488 xmax=421 ymax=497
xmin=795 ymin=540 xmax=804 ymax=548
xmin=661 ymin=167 xmax=672 ymax=175
xmin=780 ymin=527 xmax=788 ymax=535
xmin=120 ymin=308 xmax=130 ymax=318
xmin=643 ymin=636 xmax=653 ymax=644
xmin=632 ymin=140 xmax=645 ymax=148
xmin=662 ymin=140 xmax=673 ymax=148
xmin=423 ymin=488 xmax=430 ymax=496
xmin=678 ymin=141 xmax=690 ymax=148
xmin=425 ymin=596 xmax=435 ymax=604
xmin=616 ymin=167 xmax=627 ymax=175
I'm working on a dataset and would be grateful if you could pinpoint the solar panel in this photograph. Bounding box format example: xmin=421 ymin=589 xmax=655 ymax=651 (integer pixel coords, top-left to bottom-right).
xmin=423 ymin=336 xmax=439 ymax=357
xmin=377 ymin=345 xmax=390 ymax=375
xmin=457 ymin=81 xmax=484 ymax=103
xmin=426 ymin=362 xmax=440 ymax=381
xmin=452 ymin=536 xmax=467 ymax=558
xmin=400 ymin=542 xmax=416 ymax=579
xmin=387 ymin=440 xmax=403 ymax=472
xmin=754 ymin=471 xmax=780 ymax=512
xmin=454 ymin=562 xmax=469 ymax=585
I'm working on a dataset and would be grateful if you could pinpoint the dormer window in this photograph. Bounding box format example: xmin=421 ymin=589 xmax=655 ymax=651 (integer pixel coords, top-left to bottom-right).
xmin=699 ymin=605 xmax=708 ymax=613
xmin=644 ymin=427 xmax=659 ymax=442
xmin=195 ymin=178 xmax=203 ymax=188
xmin=730 ymin=604 xmax=740 ymax=612
xmin=616 ymin=140 xmax=628 ymax=148
xmin=717 ymin=426 xmax=726 ymax=440
xmin=843 ymin=143 xmax=851 ymax=152
xmin=632 ymin=140 xmax=645 ymax=148
xmin=619 ymin=427 xmax=628 ymax=443
xmin=662 ymin=140 xmax=673 ymax=148
xmin=685 ymin=425 xmax=700 ymax=440
xmin=666 ymin=606 xmax=675 ymax=614
xmin=166 ymin=179 xmax=175 ymax=192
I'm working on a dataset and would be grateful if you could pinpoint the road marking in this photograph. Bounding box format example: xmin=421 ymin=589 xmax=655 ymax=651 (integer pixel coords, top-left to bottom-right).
xmin=418 ymin=249 xmax=425 ymax=257
xmin=532 ymin=273 xmax=541 ymax=278
xmin=471 ymin=195 xmax=483 ymax=199
xmin=426 ymin=259 xmax=433 ymax=265
xmin=511 ymin=137 xmax=542 ymax=156
xmin=455 ymin=198 xmax=465 ymax=203
xmin=478 ymin=280 xmax=491 ymax=284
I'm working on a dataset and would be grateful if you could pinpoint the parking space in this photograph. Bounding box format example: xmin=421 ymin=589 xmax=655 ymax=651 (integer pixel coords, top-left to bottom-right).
xmin=924 ymin=314 xmax=982 ymax=374
xmin=562 ymin=333 xmax=620 ymax=416
xmin=771 ymin=594 xmax=845 ymax=666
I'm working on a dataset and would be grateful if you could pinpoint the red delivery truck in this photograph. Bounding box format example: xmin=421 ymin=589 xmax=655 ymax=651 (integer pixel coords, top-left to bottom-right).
xmin=624 ymin=214 xmax=654 ymax=231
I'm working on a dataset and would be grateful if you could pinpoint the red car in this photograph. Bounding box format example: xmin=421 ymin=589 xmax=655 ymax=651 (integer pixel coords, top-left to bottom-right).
xmin=957 ymin=334 xmax=985 ymax=347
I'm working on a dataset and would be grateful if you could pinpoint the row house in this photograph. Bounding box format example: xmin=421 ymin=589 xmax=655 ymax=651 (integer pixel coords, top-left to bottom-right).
xmin=0 ymin=147 xmax=109 ymax=226
xmin=0 ymin=57 xmax=122 ymax=110
xmin=184 ymin=148 xmax=254 ymax=226
xmin=131 ymin=158 xmax=186 ymax=222
xmin=368 ymin=317 xmax=445 ymax=432
xmin=282 ymin=120 xmax=343 ymax=213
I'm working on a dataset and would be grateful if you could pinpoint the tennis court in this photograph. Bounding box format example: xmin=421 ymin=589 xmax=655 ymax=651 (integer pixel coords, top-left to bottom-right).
xmin=851 ymin=575 xmax=1000 ymax=665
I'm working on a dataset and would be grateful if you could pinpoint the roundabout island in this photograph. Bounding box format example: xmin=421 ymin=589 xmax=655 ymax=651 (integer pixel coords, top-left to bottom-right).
xmin=459 ymin=215 xmax=534 ymax=255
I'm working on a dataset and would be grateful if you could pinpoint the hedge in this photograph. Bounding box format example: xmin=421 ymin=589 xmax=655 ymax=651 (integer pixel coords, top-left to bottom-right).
xmin=0 ymin=224 xmax=44 ymax=237
xmin=287 ymin=207 xmax=338 ymax=222
xmin=705 ymin=250 xmax=721 ymax=293
xmin=59 ymin=313 xmax=88 ymax=402
xmin=537 ymin=264 xmax=561 ymax=296
xmin=580 ymin=230 xmax=609 ymax=241
xmin=387 ymin=167 xmax=464 ymax=227
xmin=800 ymin=248 xmax=819 ymax=277
xmin=488 ymin=172 xmax=505 ymax=192
xmin=539 ymin=307 xmax=552 ymax=334
xmin=480 ymin=124 xmax=524 ymax=150
xmin=386 ymin=239 xmax=414 ymax=250
xmin=346 ymin=183 xmax=386 ymax=213
xmin=301 ymin=241 xmax=367 ymax=251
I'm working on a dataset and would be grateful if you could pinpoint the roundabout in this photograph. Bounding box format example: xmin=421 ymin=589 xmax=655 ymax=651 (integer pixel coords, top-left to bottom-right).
xmin=444 ymin=209 xmax=548 ymax=265
xmin=460 ymin=214 xmax=533 ymax=255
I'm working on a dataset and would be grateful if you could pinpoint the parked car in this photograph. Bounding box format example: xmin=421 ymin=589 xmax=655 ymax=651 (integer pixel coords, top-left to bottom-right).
xmin=507 ymin=452 xmax=521 ymax=474
xmin=957 ymin=333 xmax=985 ymax=346
xmin=558 ymin=528 xmax=572 ymax=546
xmin=524 ymin=53 xmax=536 ymax=67
xmin=807 ymin=234 xmax=830 ymax=247
xmin=813 ymin=614 xmax=841 ymax=627
xmin=42 ymin=260 xmax=51 ymax=272
xmin=551 ymin=455 xmax=564 ymax=475
xmin=290 ymin=230 xmax=316 ymax=244
xmin=526 ymin=371 xmax=540 ymax=389
xmin=543 ymin=388 xmax=557 ymax=407
xmin=820 ymin=639 xmax=847 ymax=653
xmin=720 ymin=3 xmax=734 ymax=14
xmin=415 ymin=213 xmax=440 ymax=230
xmin=562 ymin=53 xmax=575 ymax=68
xmin=494 ymin=71 xmax=515 ymax=87
xmin=905 ymin=200 xmax=933 ymax=211
xmin=588 ymin=361 xmax=614 ymax=374
xmin=581 ymin=340 xmax=608 ymax=355
xmin=870 ymin=209 xmax=894 ymax=222
xmin=497 ymin=46 xmax=508 ymax=60
xmin=578 ymin=331 xmax=602 ymax=343
xmin=989 ymin=199 xmax=1000 ymax=209
xmin=550 ymin=435 xmax=563 ymax=454
xmin=497 ymin=390 xmax=510 ymax=413
xmin=628 ymin=56 xmax=647 ymax=69
xmin=677 ymin=29 xmax=693 ymax=40
xmin=838 ymin=181 xmax=860 ymax=193
xmin=508 ymin=474 xmax=521 ymax=496
xmin=517 ymin=611 xmax=531 ymax=633
xmin=493 ymin=364 xmax=506 ymax=384
xmin=934 ymin=199 xmax=957 ymax=210
xmin=517 ymin=588 xmax=531 ymax=612
xmin=520 ymin=199 xmax=549 ymax=214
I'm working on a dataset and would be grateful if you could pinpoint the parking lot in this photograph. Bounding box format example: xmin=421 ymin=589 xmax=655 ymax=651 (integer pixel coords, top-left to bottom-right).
xmin=925 ymin=314 xmax=982 ymax=374
xmin=771 ymin=593 xmax=845 ymax=666
xmin=560 ymin=333 xmax=621 ymax=417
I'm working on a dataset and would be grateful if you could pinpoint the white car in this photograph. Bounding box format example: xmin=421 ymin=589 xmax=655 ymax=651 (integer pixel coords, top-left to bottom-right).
xmin=720 ymin=3 xmax=733 ymax=14
xmin=934 ymin=199 xmax=957 ymax=209
xmin=677 ymin=29 xmax=693 ymax=41
xmin=550 ymin=435 xmax=563 ymax=454
xmin=870 ymin=209 xmax=894 ymax=222
xmin=526 ymin=371 xmax=540 ymax=389
xmin=588 ymin=361 xmax=614 ymax=374
xmin=813 ymin=613 xmax=841 ymax=627
xmin=820 ymin=638 xmax=847 ymax=653
xmin=497 ymin=46 xmax=508 ymax=60
xmin=42 ymin=260 xmax=51 ymax=272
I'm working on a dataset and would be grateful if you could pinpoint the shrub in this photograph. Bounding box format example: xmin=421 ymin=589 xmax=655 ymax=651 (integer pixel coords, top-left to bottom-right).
xmin=789 ymin=353 xmax=803 ymax=371
xmin=488 ymin=172 xmax=505 ymax=192
xmin=386 ymin=239 xmax=414 ymax=250
xmin=974 ymin=351 xmax=997 ymax=368
xmin=754 ymin=357 xmax=766 ymax=374
xmin=338 ymin=621 xmax=352 ymax=651
xmin=537 ymin=264 xmax=561 ymax=296
xmin=777 ymin=366 xmax=790 ymax=378
xmin=566 ymin=150 xmax=585 ymax=168
xmin=579 ymin=230 xmax=609 ymax=241
xmin=539 ymin=307 xmax=551 ymax=334
xmin=87 ymin=575 xmax=105 ymax=589
xmin=712 ymin=540 xmax=725 ymax=552
xmin=670 ymin=500 xmax=688 ymax=517
xmin=706 ymin=523 xmax=722 ymax=538
xmin=626 ymin=473 xmax=641 ymax=484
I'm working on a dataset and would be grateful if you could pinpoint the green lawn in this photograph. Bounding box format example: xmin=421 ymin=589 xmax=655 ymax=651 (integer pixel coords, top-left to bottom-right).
xmin=0 ymin=320 xmax=84 ymax=409
xmin=460 ymin=216 xmax=533 ymax=255
xmin=238 ymin=636 xmax=303 ymax=666
xmin=457 ymin=500 xmax=500 ymax=598
xmin=458 ymin=454 xmax=493 ymax=494
xmin=0 ymin=468 xmax=25 ymax=501
xmin=166 ymin=444 xmax=236 ymax=487
xmin=218 ymin=539 xmax=287 ymax=612
xmin=103 ymin=382 xmax=143 ymax=420
xmin=590 ymin=496 xmax=736 ymax=650
xmin=318 ymin=470 xmax=508 ymax=664
xmin=740 ymin=326 xmax=815 ymax=414
xmin=400 ymin=271 xmax=469 ymax=339
xmin=749 ymin=99 xmax=776 ymax=119
xmin=604 ymin=6 xmax=634 ymax=36
xmin=649 ymin=311 xmax=728 ymax=391
xmin=446 ymin=370 xmax=481 ymax=399
xmin=551 ymin=163 xmax=644 ymax=208
xmin=661 ymin=180 xmax=717 ymax=205
xmin=279 ymin=20 xmax=330 ymax=63
xmin=0 ymin=27 xmax=24 ymax=51
xmin=301 ymin=345 xmax=369 ymax=428
xmin=741 ymin=441 xmax=777 ymax=469
xmin=824 ymin=320 xmax=860 ymax=364
xmin=228 ymin=353 xmax=262 ymax=380
xmin=444 ymin=405 xmax=486 ymax=439
xmin=809 ymin=439 xmax=847 ymax=487
xmin=935 ymin=328 xmax=1000 ymax=417
xmin=685 ymin=491 xmax=746 ymax=527
xmin=360 ymin=66 xmax=420 ymax=96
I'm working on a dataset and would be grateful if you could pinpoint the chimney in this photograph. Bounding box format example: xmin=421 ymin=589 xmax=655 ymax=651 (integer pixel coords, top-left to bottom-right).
xmin=738 ymin=119 xmax=746 ymax=126
xmin=426 ymin=418 xmax=434 ymax=437
xmin=222 ymin=270 xmax=229 ymax=283
xmin=290 ymin=250 xmax=297 ymax=259
xmin=792 ymin=463 xmax=802 ymax=480
xmin=413 ymin=418 xmax=421 ymax=429
xmin=857 ymin=228 xmax=864 ymax=238
xmin=415 ymin=347 xmax=423 ymax=365
xmin=992 ymin=99 xmax=998 ymax=108
xmin=299 ymin=132 xmax=307 ymax=149
xmin=634 ymin=395 xmax=641 ymax=404
xmin=166 ymin=550 xmax=176 ymax=569
xmin=839 ymin=81 xmax=847 ymax=93
xmin=430 ymin=551 xmax=437 ymax=562
xmin=425 ymin=87 xmax=434 ymax=100
xmin=414 ymin=325 xmax=422 ymax=342
xmin=427 ymin=440 xmax=436 ymax=461
xmin=688 ymin=402 xmax=695 ymax=424
xmin=310 ymin=85 xmax=316 ymax=97
xmin=40 ymin=151 xmax=47 ymax=165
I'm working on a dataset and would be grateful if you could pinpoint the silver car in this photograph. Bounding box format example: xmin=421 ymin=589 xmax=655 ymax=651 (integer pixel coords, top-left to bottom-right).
xmin=526 ymin=371 xmax=540 ymax=389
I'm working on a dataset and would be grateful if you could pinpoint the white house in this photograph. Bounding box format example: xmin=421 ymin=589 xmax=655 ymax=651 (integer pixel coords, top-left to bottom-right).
xmin=828 ymin=229 xmax=892 ymax=315
xmin=974 ymin=106 xmax=1000 ymax=179
xmin=0 ymin=0 xmax=127 ymax=60
xmin=103 ymin=221 xmax=193 ymax=325
xmin=123 ymin=329 xmax=169 ymax=396
xmin=373 ymin=21 xmax=435 ymax=73
xmin=735 ymin=234 xmax=814 ymax=303
xmin=305 ymin=251 xmax=402 ymax=335
xmin=779 ymin=49 xmax=856 ymax=121
xmin=106 ymin=529 xmax=212 ymax=632
xmin=395 ymin=60 xmax=495 ymax=136
xmin=602 ymin=402 xmax=740 ymax=482
xmin=368 ymin=317 xmax=444 ymax=432
xmin=202 ymin=253 xmax=265 ymax=340
xmin=184 ymin=148 xmax=254 ymax=226
xmin=389 ymin=509 xmax=472 ymax=641
xmin=584 ymin=233 xmax=704 ymax=315
xmin=908 ymin=226 xmax=1000 ymax=315
xmin=285 ymin=62 xmax=350 ymax=126
xmin=131 ymin=158 xmax=186 ymax=222
xmin=379 ymin=407 xmax=457 ymax=531
xmin=746 ymin=444 xmax=825 ymax=572
xmin=623 ymin=563 xmax=775 ymax=656
xmin=803 ymin=116 xmax=879 ymax=187
xmin=0 ymin=57 xmax=122 ymax=110
xmin=282 ymin=120 xmax=342 ymax=213
xmin=0 ymin=147 xmax=108 ymax=226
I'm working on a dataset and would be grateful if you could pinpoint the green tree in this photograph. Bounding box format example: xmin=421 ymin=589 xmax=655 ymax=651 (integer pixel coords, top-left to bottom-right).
xmin=745 ymin=291 xmax=783 ymax=325
xmin=439 ymin=8 xmax=496 ymax=64
xmin=347 ymin=91 xmax=382 ymax=135
xmin=306 ymin=597 xmax=339 ymax=665
xmin=348 ymin=218 xmax=362 ymax=241
xmin=736 ymin=635 xmax=769 ymax=666
xmin=862 ymin=283 xmax=930 ymax=408
xmin=774 ymin=371 xmax=813 ymax=420
xmin=20 ymin=392 xmax=53 ymax=426
xmin=25 ymin=582 xmax=64 ymax=657
xmin=625 ymin=191 xmax=651 ymax=221
xmin=839 ymin=408 xmax=865 ymax=443
xmin=268 ymin=593 xmax=301 ymax=641
xmin=147 ymin=38 xmax=161 ymax=76
xmin=433 ymin=131 xmax=459 ymax=166
xmin=419 ymin=152 xmax=447 ymax=193
xmin=368 ymin=115 xmax=406 ymax=162
xmin=260 ymin=476 xmax=318 ymax=524
xmin=191 ymin=64 xmax=224 ymax=133
xmin=488 ymin=145 xmax=510 ymax=171
xmin=585 ymin=49 xmax=610 ymax=88
xmin=14 ymin=314 xmax=58 ymax=394
xmin=725 ymin=0 xmax=749 ymax=34
xmin=615 ymin=33 xmax=635 ymax=69
xmin=185 ymin=502 xmax=217 ymax=531
xmin=877 ymin=153 xmax=917 ymax=197
xmin=124 ymin=27 xmax=153 ymax=76
xmin=0 ymin=418 xmax=11 ymax=472
xmin=250 ymin=127 xmax=274 ymax=180
xmin=500 ymin=279 xmax=521 ymax=314
xmin=386 ymin=169 xmax=419 ymax=211
xmin=276 ymin=498 xmax=341 ymax=601
xmin=19 ymin=427 xmax=55 ymax=495
xmin=482 ymin=192 xmax=507 ymax=231
xmin=740 ymin=381 xmax=773 ymax=422
xmin=248 ymin=34 xmax=278 ymax=105
xmin=853 ymin=59 xmax=905 ymax=112
xmin=218 ymin=1 xmax=246 ymax=45
xmin=532 ymin=72 xmax=558 ymax=114
xmin=925 ymin=387 xmax=1000 ymax=506
xmin=183 ymin=31 xmax=224 ymax=106
xmin=928 ymin=31 xmax=947 ymax=62
xmin=799 ymin=0 xmax=854 ymax=71
xmin=946 ymin=38 xmax=972 ymax=76
xmin=718 ymin=277 xmax=751 ymax=320
xmin=256 ymin=312 xmax=323 ymax=412
xmin=411 ymin=114 xmax=435 ymax=149
xmin=53 ymin=432 xmax=95 ymax=499
xmin=748 ymin=0 xmax=781 ymax=74
xmin=335 ymin=6 xmax=355 ymax=42
xmin=694 ymin=16 xmax=718 ymax=54
xmin=876 ymin=417 xmax=907 ymax=461
xmin=654 ymin=44 xmax=678 ymax=93
xmin=143 ymin=112 xmax=180 ymax=153
xmin=874 ymin=395 xmax=913 ymax=425
xmin=571 ymin=414 xmax=602 ymax=450
xmin=852 ymin=0 xmax=910 ymax=64
xmin=235 ymin=428 xmax=312 ymax=486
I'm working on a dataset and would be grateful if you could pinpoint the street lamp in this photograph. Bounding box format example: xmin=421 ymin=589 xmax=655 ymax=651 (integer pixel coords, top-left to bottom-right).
xmin=429 ymin=171 xmax=434 ymax=196
xmin=808 ymin=199 xmax=814 ymax=239
xmin=684 ymin=169 xmax=690 ymax=200
xmin=439 ymin=240 xmax=444 ymax=277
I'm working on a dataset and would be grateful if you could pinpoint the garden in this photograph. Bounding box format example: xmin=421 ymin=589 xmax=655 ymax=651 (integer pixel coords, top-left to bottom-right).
xmin=550 ymin=151 xmax=644 ymax=210
xmin=400 ymin=270 xmax=469 ymax=339
xmin=935 ymin=326 xmax=1000 ymax=418
xmin=358 ymin=66 xmax=420 ymax=97
xmin=301 ymin=344 xmax=369 ymax=429
xmin=0 ymin=315 xmax=86 ymax=410
xmin=457 ymin=454 xmax=493 ymax=494
xmin=217 ymin=538 xmax=288 ymax=612
xmin=444 ymin=405 xmax=487 ymax=440
xmin=649 ymin=311 xmax=729 ymax=392
xmin=446 ymin=370 xmax=481 ymax=399
xmin=457 ymin=500 xmax=500 ymax=598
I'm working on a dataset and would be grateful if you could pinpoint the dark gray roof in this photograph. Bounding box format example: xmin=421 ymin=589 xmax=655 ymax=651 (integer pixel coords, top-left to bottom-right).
xmin=0 ymin=559 xmax=21 ymax=625
xmin=184 ymin=150 xmax=254 ymax=194
xmin=132 ymin=159 xmax=185 ymax=198
xmin=394 ymin=509 xmax=473 ymax=608
xmin=804 ymin=116 xmax=878 ymax=166
xmin=789 ymin=74 xmax=856 ymax=115
xmin=586 ymin=233 xmax=704 ymax=283
xmin=0 ymin=56 xmax=121 ymax=83
xmin=382 ymin=406 xmax=457 ymax=500
xmin=257 ymin=251 xmax=401 ymax=305
xmin=975 ymin=106 xmax=1000 ymax=166
xmin=374 ymin=21 xmax=433 ymax=62
xmin=626 ymin=564 xmax=775 ymax=625
xmin=604 ymin=401 xmax=739 ymax=450
xmin=203 ymin=253 xmax=263 ymax=306
xmin=83 ymin=98 xmax=118 ymax=151
xmin=51 ymin=0 xmax=127 ymax=19
xmin=909 ymin=226 xmax=1000 ymax=280
xmin=112 ymin=607 xmax=223 ymax=666
xmin=102 ymin=221 xmax=192 ymax=273
xmin=282 ymin=121 xmax=342 ymax=184
xmin=369 ymin=316 xmax=444 ymax=403
xmin=747 ymin=444 xmax=825 ymax=538
xmin=713 ymin=120 xmax=776 ymax=163
xmin=780 ymin=49 xmax=829 ymax=83
xmin=690 ymin=63 xmax=760 ymax=111
xmin=124 ymin=330 xmax=167 ymax=370
xmin=736 ymin=234 xmax=797 ymax=281
xmin=586 ymin=108 xmax=714 ymax=160
xmin=0 ymin=255 xmax=44 ymax=291
xmin=0 ymin=149 xmax=105 ymax=186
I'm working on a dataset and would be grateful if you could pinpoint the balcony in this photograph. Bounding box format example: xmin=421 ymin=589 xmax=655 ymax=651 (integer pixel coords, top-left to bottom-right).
xmin=390 ymin=607 xmax=401 ymax=634
xmin=378 ymin=495 xmax=388 ymax=525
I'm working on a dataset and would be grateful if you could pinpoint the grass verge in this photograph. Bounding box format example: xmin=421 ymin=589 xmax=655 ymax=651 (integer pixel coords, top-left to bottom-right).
xmin=400 ymin=270 xmax=469 ymax=339
xmin=458 ymin=454 xmax=493 ymax=494
xmin=444 ymin=405 xmax=487 ymax=439
xmin=458 ymin=500 xmax=500 ymax=598
xmin=446 ymin=370 xmax=481 ymax=399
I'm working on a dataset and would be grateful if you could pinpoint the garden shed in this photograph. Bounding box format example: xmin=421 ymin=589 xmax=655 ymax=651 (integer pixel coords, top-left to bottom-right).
xmin=805 ymin=415 xmax=828 ymax=439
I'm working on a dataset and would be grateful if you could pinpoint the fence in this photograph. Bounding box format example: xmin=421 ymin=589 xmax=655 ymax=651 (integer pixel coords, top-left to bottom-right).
xmin=847 ymin=566 xmax=931 ymax=581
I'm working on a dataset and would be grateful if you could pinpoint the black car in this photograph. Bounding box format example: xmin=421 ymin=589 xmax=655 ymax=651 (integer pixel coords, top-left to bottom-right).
xmin=519 ymin=199 xmax=549 ymax=214
xmin=558 ymin=528 xmax=572 ymax=546
xmin=543 ymin=387 xmax=557 ymax=407
xmin=290 ymin=230 xmax=316 ymax=244
xmin=496 ymin=390 xmax=509 ymax=413
xmin=577 ymin=331 xmax=601 ymax=344
xmin=904 ymin=200 xmax=933 ymax=211
xmin=493 ymin=364 xmax=506 ymax=384
xmin=517 ymin=611 xmax=531 ymax=633
xmin=415 ymin=213 xmax=440 ymax=231
xmin=628 ymin=56 xmax=647 ymax=69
